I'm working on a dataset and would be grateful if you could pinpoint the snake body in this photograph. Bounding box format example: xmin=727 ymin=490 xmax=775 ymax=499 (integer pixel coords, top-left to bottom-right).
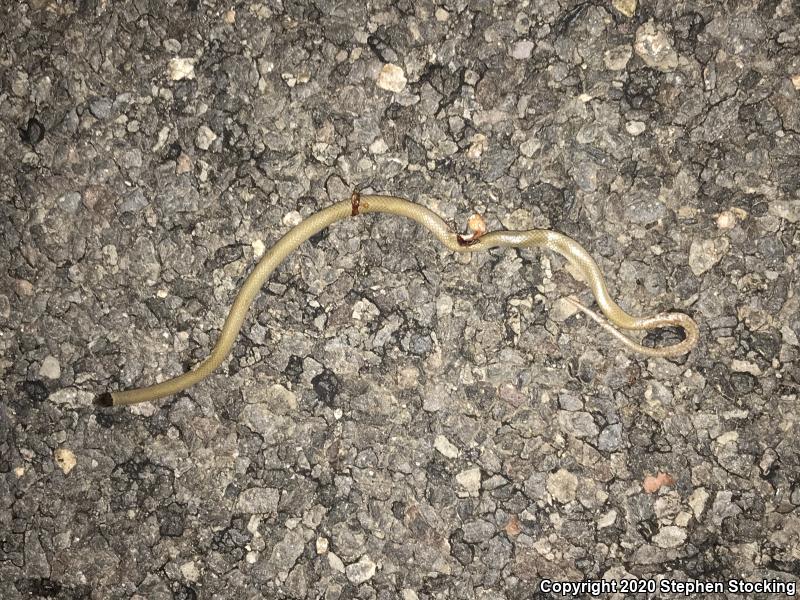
xmin=99 ymin=194 xmax=698 ymax=407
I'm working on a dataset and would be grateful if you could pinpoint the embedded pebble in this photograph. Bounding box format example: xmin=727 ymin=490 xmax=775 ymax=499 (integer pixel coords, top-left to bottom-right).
xmin=604 ymin=45 xmax=632 ymax=70
xmin=456 ymin=467 xmax=482 ymax=494
xmin=39 ymin=356 xmax=61 ymax=380
xmin=634 ymin=21 xmax=679 ymax=71
xmin=195 ymin=125 xmax=218 ymax=150
xmin=626 ymin=121 xmax=646 ymax=136
xmin=653 ymin=525 xmax=687 ymax=548
xmin=613 ymin=0 xmax=637 ymax=17
xmin=168 ymin=57 xmax=196 ymax=80
xmin=597 ymin=510 xmax=617 ymax=529
xmin=547 ymin=469 xmax=578 ymax=503
xmin=520 ymin=137 xmax=541 ymax=157
xmin=376 ymin=63 xmax=407 ymax=92
xmin=54 ymin=448 xmax=76 ymax=474
xmin=89 ymin=97 xmax=112 ymax=119
xmin=316 ymin=537 xmax=329 ymax=554
xmin=689 ymin=238 xmax=730 ymax=275
xmin=328 ymin=552 xmax=345 ymax=573
xmin=236 ymin=487 xmax=280 ymax=513
xmin=58 ymin=192 xmax=82 ymax=214
xmin=434 ymin=435 xmax=459 ymax=458
xmin=180 ymin=561 xmax=200 ymax=582
xmin=345 ymin=555 xmax=376 ymax=584
xmin=511 ymin=40 xmax=534 ymax=60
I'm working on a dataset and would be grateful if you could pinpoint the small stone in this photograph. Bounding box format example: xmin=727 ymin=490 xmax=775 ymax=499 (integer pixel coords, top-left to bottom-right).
xmin=456 ymin=467 xmax=482 ymax=494
xmin=236 ymin=487 xmax=280 ymax=513
xmin=376 ymin=63 xmax=407 ymax=93
xmin=768 ymin=200 xmax=800 ymax=223
xmin=634 ymin=21 xmax=679 ymax=71
xmin=462 ymin=520 xmax=495 ymax=543
xmin=604 ymin=46 xmax=632 ymax=71
xmin=792 ymin=74 xmax=800 ymax=90
xmin=643 ymin=472 xmax=675 ymax=493
xmin=120 ymin=189 xmax=148 ymax=213
xmin=558 ymin=411 xmax=599 ymax=438
xmin=547 ymin=469 xmax=578 ymax=503
xmin=467 ymin=134 xmax=488 ymax=159
xmin=731 ymin=359 xmax=762 ymax=377
xmin=369 ymin=138 xmax=388 ymax=154
xmin=504 ymin=515 xmax=522 ymax=536
xmin=163 ymin=38 xmax=181 ymax=53
xmin=434 ymin=435 xmax=459 ymax=458
xmin=316 ymin=537 xmax=329 ymax=554
xmin=89 ymin=97 xmax=112 ymax=119
xmin=180 ymin=561 xmax=200 ymax=582
xmin=58 ymin=192 xmax=83 ymax=215
xmin=551 ymin=297 xmax=580 ymax=322
xmin=176 ymin=154 xmax=192 ymax=174
xmin=252 ymin=239 xmax=266 ymax=259
xmin=223 ymin=9 xmax=236 ymax=24
xmin=520 ymin=137 xmax=541 ymax=157
xmin=653 ymin=525 xmax=687 ymax=548
xmin=328 ymin=552 xmax=345 ymax=573
xmin=402 ymin=590 xmax=420 ymax=600
xmin=624 ymin=194 xmax=666 ymax=225
xmin=716 ymin=430 xmax=738 ymax=445
xmin=625 ymin=121 xmax=646 ymax=136
xmin=270 ymin=529 xmax=305 ymax=574
xmin=16 ymin=279 xmax=34 ymax=296
xmin=716 ymin=210 xmax=737 ymax=229
xmin=558 ymin=391 xmax=583 ymax=411
xmin=434 ymin=8 xmax=449 ymax=21
xmin=39 ymin=356 xmax=61 ymax=380
xmin=688 ymin=238 xmax=730 ymax=276
xmin=612 ymin=0 xmax=636 ymax=17
xmin=195 ymin=125 xmax=218 ymax=150
xmin=511 ymin=40 xmax=534 ymax=60
xmin=54 ymin=448 xmax=76 ymax=474
xmin=598 ymin=424 xmax=623 ymax=451
xmin=20 ymin=117 xmax=45 ymax=145
xmin=597 ymin=510 xmax=617 ymax=529
xmin=345 ymin=555 xmax=376 ymax=584
xmin=168 ymin=58 xmax=196 ymax=81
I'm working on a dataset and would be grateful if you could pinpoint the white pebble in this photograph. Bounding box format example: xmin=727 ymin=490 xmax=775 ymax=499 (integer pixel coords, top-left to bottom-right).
xmin=653 ymin=525 xmax=687 ymax=548
xmin=376 ymin=63 xmax=407 ymax=93
xmin=511 ymin=40 xmax=534 ymax=60
xmin=345 ymin=555 xmax=377 ymax=584
xmin=434 ymin=435 xmax=459 ymax=459
xmin=168 ymin=58 xmax=195 ymax=81
xmin=547 ymin=468 xmax=578 ymax=503
xmin=195 ymin=125 xmax=217 ymax=150
xmin=456 ymin=467 xmax=481 ymax=494
xmin=626 ymin=120 xmax=646 ymax=136
xmin=54 ymin=448 xmax=76 ymax=474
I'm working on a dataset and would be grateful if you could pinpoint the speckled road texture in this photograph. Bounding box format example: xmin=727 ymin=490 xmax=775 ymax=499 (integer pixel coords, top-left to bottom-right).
xmin=2 ymin=1 xmax=800 ymax=599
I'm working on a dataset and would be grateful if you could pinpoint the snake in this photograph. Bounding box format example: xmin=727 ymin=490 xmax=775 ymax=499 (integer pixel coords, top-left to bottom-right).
xmin=97 ymin=193 xmax=698 ymax=407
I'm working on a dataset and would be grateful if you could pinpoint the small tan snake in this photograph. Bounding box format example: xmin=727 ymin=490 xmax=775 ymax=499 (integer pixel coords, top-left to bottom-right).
xmin=97 ymin=193 xmax=698 ymax=407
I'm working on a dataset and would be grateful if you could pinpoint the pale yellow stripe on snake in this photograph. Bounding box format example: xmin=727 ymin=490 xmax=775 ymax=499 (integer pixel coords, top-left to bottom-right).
xmin=100 ymin=194 xmax=698 ymax=407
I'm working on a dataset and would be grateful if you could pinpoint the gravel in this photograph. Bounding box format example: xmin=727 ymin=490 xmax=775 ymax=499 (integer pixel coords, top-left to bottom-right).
xmin=3 ymin=0 xmax=799 ymax=597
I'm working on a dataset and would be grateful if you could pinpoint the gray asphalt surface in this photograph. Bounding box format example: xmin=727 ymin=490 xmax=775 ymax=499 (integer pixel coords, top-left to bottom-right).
xmin=2 ymin=1 xmax=799 ymax=598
